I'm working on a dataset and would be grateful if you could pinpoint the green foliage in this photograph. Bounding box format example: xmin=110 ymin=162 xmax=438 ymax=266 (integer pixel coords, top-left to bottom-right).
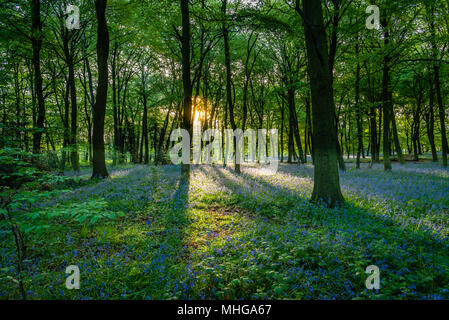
xmin=1 ymin=164 xmax=448 ymax=300
xmin=0 ymin=148 xmax=40 ymax=188
xmin=33 ymin=200 xmax=124 ymax=225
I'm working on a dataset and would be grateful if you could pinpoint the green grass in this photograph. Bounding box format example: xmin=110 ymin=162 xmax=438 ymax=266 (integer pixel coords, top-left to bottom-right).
xmin=1 ymin=162 xmax=449 ymax=299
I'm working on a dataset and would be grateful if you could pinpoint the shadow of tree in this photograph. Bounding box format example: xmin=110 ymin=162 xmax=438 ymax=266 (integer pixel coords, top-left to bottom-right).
xmin=197 ymin=164 xmax=449 ymax=299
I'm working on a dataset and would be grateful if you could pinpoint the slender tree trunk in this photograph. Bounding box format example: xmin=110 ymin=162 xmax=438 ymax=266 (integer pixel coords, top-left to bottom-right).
xmin=111 ymin=43 xmax=119 ymax=165
xmin=412 ymin=98 xmax=422 ymax=161
xmin=141 ymin=63 xmax=149 ymax=164
xmin=429 ymin=3 xmax=448 ymax=167
xmin=427 ymin=77 xmax=438 ymax=162
xmin=13 ymin=62 xmax=21 ymax=148
xmin=82 ymin=69 xmax=93 ymax=164
xmin=222 ymin=0 xmax=240 ymax=174
xmin=336 ymin=123 xmax=346 ymax=171
xmin=355 ymin=43 xmax=362 ymax=169
xmin=391 ymin=97 xmax=405 ymax=164
xmin=61 ymin=79 xmax=70 ymax=171
xmin=306 ymin=94 xmax=313 ymax=163
xmin=288 ymin=87 xmax=305 ymax=164
xmin=31 ymin=0 xmax=45 ymax=155
xmin=91 ymin=0 xmax=109 ymax=179
xmin=63 ymin=31 xmax=80 ymax=172
xmin=434 ymin=65 xmax=448 ymax=167
xmin=381 ymin=17 xmax=392 ymax=171
xmin=287 ymin=119 xmax=293 ymax=164
xmin=82 ymin=33 xmax=94 ymax=164
xmin=369 ymin=106 xmax=377 ymax=165
xmin=280 ymin=97 xmax=285 ymax=163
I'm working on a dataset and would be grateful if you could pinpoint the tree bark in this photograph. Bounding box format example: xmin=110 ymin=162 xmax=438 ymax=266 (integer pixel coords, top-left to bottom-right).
xmin=429 ymin=3 xmax=448 ymax=167
xmin=62 ymin=27 xmax=80 ymax=172
xmin=355 ymin=43 xmax=362 ymax=169
xmin=181 ymin=0 xmax=192 ymax=181
xmin=434 ymin=65 xmax=448 ymax=167
xmin=141 ymin=62 xmax=149 ymax=164
xmin=305 ymin=95 xmax=314 ymax=163
xmin=300 ymin=0 xmax=344 ymax=207
xmin=381 ymin=17 xmax=392 ymax=171
xmin=91 ymin=0 xmax=110 ymax=179
xmin=287 ymin=87 xmax=305 ymax=164
xmin=30 ymin=0 xmax=45 ymax=155
xmin=427 ymin=76 xmax=438 ymax=162
xmin=222 ymin=0 xmax=240 ymax=174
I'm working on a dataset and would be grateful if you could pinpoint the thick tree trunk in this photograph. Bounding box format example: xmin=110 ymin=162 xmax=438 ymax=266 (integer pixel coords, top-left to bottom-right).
xmin=181 ymin=0 xmax=192 ymax=181
xmin=300 ymin=0 xmax=344 ymax=207
xmin=91 ymin=0 xmax=109 ymax=179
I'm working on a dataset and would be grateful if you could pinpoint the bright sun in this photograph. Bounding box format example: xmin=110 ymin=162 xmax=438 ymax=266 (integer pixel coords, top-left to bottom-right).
xmin=194 ymin=110 xmax=204 ymax=122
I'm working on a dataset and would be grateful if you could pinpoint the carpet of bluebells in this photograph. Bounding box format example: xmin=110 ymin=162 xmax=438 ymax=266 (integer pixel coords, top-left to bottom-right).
xmin=1 ymin=162 xmax=449 ymax=299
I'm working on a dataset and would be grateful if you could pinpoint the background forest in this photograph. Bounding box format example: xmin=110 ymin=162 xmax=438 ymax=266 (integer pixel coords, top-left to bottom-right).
xmin=1 ymin=0 xmax=449 ymax=300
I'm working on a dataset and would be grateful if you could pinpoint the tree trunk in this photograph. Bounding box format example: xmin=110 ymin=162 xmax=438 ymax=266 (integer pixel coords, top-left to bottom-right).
xmin=434 ymin=65 xmax=448 ymax=167
xmin=63 ymin=29 xmax=80 ymax=172
xmin=306 ymin=94 xmax=313 ymax=163
xmin=381 ymin=17 xmax=392 ymax=171
xmin=181 ymin=0 xmax=192 ymax=181
xmin=369 ymin=107 xmax=377 ymax=165
xmin=412 ymin=98 xmax=422 ymax=161
xmin=141 ymin=62 xmax=149 ymax=164
xmin=222 ymin=0 xmax=240 ymax=174
xmin=280 ymin=96 xmax=285 ymax=163
xmin=31 ymin=0 xmax=45 ymax=155
xmin=61 ymin=79 xmax=70 ymax=171
xmin=287 ymin=119 xmax=293 ymax=164
xmin=429 ymin=3 xmax=447 ymax=167
xmin=355 ymin=43 xmax=362 ymax=169
xmin=391 ymin=98 xmax=405 ymax=164
xmin=288 ymin=87 xmax=305 ymax=164
xmin=91 ymin=0 xmax=110 ymax=179
xmin=111 ymin=43 xmax=119 ymax=165
xmin=427 ymin=77 xmax=438 ymax=162
xmin=300 ymin=0 xmax=344 ymax=207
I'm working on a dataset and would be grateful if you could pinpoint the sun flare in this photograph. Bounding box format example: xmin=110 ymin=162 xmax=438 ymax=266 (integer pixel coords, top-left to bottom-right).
xmin=194 ymin=110 xmax=205 ymax=122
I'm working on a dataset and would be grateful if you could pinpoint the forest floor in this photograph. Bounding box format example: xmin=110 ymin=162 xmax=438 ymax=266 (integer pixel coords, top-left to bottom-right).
xmin=1 ymin=162 xmax=449 ymax=299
